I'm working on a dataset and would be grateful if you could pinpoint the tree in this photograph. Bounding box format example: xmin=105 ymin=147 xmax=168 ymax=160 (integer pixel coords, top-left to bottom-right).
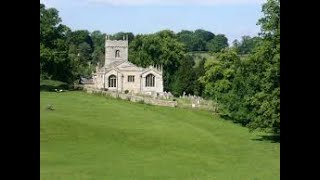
xmin=66 ymin=30 xmax=93 ymax=48
xmin=206 ymin=34 xmax=229 ymax=53
xmin=246 ymin=0 xmax=280 ymax=133
xmin=257 ymin=0 xmax=280 ymax=42
xmin=200 ymin=50 xmax=239 ymax=102
xmin=129 ymin=30 xmax=185 ymax=92
xmin=192 ymin=37 xmax=207 ymax=51
xmin=171 ymin=55 xmax=196 ymax=96
xmin=233 ymin=36 xmax=262 ymax=55
xmin=65 ymin=30 xmax=94 ymax=77
xmin=194 ymin=29 xmax=215 ymax=42
xmin=177 ymin=30 xmax=194 ymax=51
xmin=193 ymin=58 xmax=206 ymax=97
xmin=91 ymin=30 xmax=106 ymax=66
xmin=40 ymin=3 xmax=74 ymax=83
xmin=200 ymin=0 xmax=280 ymax=133
xmin=110 ymin=32 xmax=135 ymax=43
xmin=177 ymin=29 xmax=215 ymax=52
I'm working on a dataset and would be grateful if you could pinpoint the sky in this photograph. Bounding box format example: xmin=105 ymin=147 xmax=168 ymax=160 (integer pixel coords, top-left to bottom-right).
xmin=40 ymin=0 xmax=266 ymax=44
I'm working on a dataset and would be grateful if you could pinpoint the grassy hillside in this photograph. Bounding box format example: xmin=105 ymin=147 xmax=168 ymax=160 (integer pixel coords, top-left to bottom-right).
xmin=40 ymin=91 xmax=279 ymax=180
xmin=188 ymin=51 xmax=250 ymax=67
xmin=187 ymin=51 xmax=215 ymax=67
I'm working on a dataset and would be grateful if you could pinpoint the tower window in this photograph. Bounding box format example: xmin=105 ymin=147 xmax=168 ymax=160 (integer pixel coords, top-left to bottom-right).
xmin=115 ymin=50 xmax=120 ymax=58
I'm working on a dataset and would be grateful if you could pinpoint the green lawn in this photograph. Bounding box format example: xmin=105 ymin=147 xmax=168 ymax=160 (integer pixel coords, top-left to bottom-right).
xmin=40 ymin=91 xmax=280 ymax=180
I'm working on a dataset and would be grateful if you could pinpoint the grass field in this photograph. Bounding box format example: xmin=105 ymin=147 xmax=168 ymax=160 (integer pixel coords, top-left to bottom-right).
xmin=188 ymin=51 xmax=251 ymax=67
xmin=187 ymin=51 xmax=215 ymax=67
xmin=40 ymin=91 xmax=279 ymax=180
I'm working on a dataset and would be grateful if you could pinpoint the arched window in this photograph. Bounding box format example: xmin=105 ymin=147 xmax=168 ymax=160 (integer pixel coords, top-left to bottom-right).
xmin=108 ymin=75 xmax=117 ymax=87
xmin=115 ymin=50 xmax=120 ymax=58
xmin=145 ymin=74 xmax=155 ymax=87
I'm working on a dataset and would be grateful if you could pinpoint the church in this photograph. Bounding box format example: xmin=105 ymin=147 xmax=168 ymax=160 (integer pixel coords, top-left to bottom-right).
xmin=92 ymin=35 xmax=164 ymax=94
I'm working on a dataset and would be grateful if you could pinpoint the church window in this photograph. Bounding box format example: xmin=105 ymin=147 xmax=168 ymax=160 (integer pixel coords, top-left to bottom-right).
xmin=128 ymin=75 xmax=135 ymax=82
xmin=115 ymin=50 xmax=120 ymax=58
xmin=108 ymin=75 xmax=117 ymax=87
xmin=145 ymin=74 xmax=155 ymax=87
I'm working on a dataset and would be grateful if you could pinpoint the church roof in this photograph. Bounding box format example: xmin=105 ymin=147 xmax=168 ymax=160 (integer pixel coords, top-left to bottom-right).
xmin=98 ymin=60 xmax=162 ymax=74
xmin=109 ymin=60 xmax=127 ymax=67
xmin=108 ymin=60 xmax=144 ymax=71
xmin=141 ymin=67 xmax=162 ymax=75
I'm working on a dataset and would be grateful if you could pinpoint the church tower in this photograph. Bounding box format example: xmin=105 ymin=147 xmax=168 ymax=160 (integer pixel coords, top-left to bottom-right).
xmin=104 ymin=35 xmax=128 ymax=66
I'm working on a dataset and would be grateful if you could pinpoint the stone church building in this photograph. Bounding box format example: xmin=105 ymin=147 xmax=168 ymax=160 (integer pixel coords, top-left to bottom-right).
xmin=92 ymin=36 xmax=164 ymax=94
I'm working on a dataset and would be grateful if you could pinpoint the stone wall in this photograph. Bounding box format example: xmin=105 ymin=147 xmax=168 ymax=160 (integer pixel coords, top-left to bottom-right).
xmin=83 ymin=85 xmax=217 ymax=111
xmin=84 ymin=86 xmax=177 ymax=108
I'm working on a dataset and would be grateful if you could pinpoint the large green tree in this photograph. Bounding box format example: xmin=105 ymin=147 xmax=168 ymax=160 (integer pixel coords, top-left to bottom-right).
xmin=233 ymin=36 xmax=262 ymax=55
xmin=206 ymin=34 xmax=229 ymax=53
xmin=129 ymin=30 xmax=185 ymax=92
xmin=91 ymin=31 xmax=106 ymax=66
xmin=40 ymin=3 xmax=74 ymax=83
xmin=65 ymin=30 xmax=94 ymax=78
xmin=193 ymin=58 xmax=206 ymax=97
xmin=177 ymin=29 xmax=215 ymax=52
xmin=171 ymin=55 xmax=196 ymax=96
xmin=246 ymin=0 xmax=280 ymax=133
xmin=110 ymin=32 xmax=135 ymax=43
xmin=200 ymin=50 xmax=239 ymax=105
xmin=176 ymin=30 xmax=194 ymax=52
xmin=200 ymin=0 xmax=280 ymax=133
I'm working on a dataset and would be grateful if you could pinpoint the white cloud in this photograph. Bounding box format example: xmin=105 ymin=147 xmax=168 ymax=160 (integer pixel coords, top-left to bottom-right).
xmin=86 ymin=0 xmax=265 ymax=6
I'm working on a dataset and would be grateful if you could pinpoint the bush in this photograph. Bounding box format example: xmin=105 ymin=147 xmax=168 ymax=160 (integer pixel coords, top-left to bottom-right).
xmin=137 ymin=99 xmax=145 ymax=104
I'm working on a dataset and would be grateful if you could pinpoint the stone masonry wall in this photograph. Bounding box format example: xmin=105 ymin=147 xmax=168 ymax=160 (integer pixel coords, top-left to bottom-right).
xmin=83 ymin=85 xmax=217 ymax=111
xmin=84 ymin=86 xmax=177 ymax=108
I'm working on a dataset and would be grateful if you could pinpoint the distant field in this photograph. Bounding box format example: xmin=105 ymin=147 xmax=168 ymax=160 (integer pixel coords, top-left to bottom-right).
xmin=187 ymin=51 xmax=215 ymax=67
xmin=40 ymin=91 xmax=279 ymax=180
xmin=188 ymin=51 xmax=250 ymax=67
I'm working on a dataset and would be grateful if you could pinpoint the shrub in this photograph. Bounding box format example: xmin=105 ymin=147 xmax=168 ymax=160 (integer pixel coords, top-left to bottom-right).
xmin=124 ymin=90 xmax=129 ymax=94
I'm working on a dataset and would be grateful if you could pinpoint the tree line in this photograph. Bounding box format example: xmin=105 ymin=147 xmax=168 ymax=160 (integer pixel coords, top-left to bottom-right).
xmin=200 ymin=0 xmax=280 ymax=133
xmin=40 ymin=0 xmax=279 ymax=133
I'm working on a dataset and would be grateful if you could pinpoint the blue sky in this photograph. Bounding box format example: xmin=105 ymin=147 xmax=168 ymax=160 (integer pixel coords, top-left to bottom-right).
xmin=40 ymin=0 xmax=266 ymax=44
